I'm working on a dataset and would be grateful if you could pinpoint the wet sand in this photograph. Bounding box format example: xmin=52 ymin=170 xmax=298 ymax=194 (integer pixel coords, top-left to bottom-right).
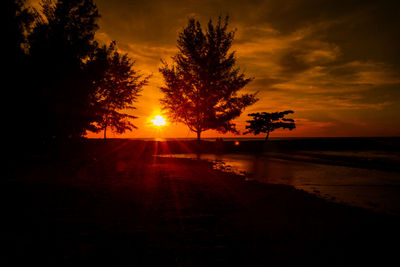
xmin=159 ymin=153 xmax=400 ymax=215
xmin=3 ymin=140 xmax=400 ymax=265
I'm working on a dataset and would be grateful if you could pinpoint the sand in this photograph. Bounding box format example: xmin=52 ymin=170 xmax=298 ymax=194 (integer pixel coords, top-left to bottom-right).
xmin=2 ymin=140 xmax=399 ymax=266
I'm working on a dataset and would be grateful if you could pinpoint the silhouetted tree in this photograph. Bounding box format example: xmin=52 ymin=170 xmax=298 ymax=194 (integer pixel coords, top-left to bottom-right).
xmin=28 ymin=0 xmax=100 ymax=140
xmin=5 ymin=0 xmax=34 ymax=57
xmin=159 ymin=16 xmax=258 ymax=140
xmin=245 ymin=111 xmax=296 ymax=141
xmin=90 ymin=42 xmax=148 ymax=139
xmin=5 ymin=0 xmax=35 ymax=142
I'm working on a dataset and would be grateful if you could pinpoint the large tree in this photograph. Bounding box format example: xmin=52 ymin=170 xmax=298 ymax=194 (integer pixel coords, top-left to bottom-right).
xmin=245 ymin=111 xmax=296 ymax=141
xmin=5 ymin=0 xmax=35 ymax=142
xmin=159 ymin=16 xmax=258 ymax=140
xmin=90 ymin=42 xmax=148 ymax=139
xmin=28 ymin=0 xmax=100 ymax=140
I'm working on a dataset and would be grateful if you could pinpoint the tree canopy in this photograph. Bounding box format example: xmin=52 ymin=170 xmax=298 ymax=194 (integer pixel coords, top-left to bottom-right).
xmin=5 ymin=0 xmax=36 ymax=142
xmin=28 ymin=0 xmax=101 ymax=140
xmin=245 ymin=111 xmax=296 ymax=140
xmin=5 ymin=0 xmax=150 ymax=143
xmin=159 ymin=16 xmax=258 ymax=140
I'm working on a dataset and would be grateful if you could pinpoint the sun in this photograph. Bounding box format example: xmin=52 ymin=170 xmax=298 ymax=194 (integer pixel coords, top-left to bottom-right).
xmin=151 ymin=115 xmax=167 ymax=127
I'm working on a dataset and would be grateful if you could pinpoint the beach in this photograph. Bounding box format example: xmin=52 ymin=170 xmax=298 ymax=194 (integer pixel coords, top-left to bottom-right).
xmin=3 ymin=139 xmax=400 ymax=265
xmin=160 ymin=152 xmax=400 ymax=215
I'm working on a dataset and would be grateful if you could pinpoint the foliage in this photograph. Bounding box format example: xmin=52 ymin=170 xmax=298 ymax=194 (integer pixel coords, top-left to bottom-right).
xmin=28 ymin=0 xmax=100 ymax=139
xmin=159 ymin=16 xmax=258 ymax=140
xmin=245 ymin=111 xmax=296 ymax=140
xmin=4 ymin=0 xmax=36 ymax=142
xmin=6 ymin=0 xmax=149 ymax=143
xmin=5 ymin=0 xmax=35 ymax=56
xmin=90 ymin=42 xmax=148 ymax=139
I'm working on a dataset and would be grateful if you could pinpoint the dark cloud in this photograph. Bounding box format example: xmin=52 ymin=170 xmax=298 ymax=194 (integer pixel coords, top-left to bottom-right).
xmin=279 ymin=48 xmax=312 ymax=74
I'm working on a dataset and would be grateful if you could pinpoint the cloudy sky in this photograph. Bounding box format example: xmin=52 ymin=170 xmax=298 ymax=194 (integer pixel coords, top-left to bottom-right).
xmin=35 ymin=0 xmax=400 ymax=138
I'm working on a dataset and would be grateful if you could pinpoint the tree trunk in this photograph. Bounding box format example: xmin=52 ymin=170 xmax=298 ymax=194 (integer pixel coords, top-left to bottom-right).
xmin=104 ymin=115 xmax=108 ymax=140
xmin=197 ymin=131 xmax=201 ymax=141
xmin=265 ymin=131 xmax=270 ymax=141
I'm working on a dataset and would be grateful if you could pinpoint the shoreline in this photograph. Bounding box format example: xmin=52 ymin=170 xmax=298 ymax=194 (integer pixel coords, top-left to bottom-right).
xmin=158 ymin=151 xmax=400 ymax=216
xmin=3 ymin=140 xmax=400 ymax=265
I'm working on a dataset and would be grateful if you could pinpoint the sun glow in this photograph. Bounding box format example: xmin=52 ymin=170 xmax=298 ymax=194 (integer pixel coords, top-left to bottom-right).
xmin=151 ymin=115 xmax=167 ymax=127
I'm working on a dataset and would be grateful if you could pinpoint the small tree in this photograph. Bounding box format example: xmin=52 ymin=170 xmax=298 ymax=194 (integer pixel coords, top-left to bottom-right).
xmin=245 ymin=111 xmax=296 ymax=141
xmin=92 ymin=42 xmax=149 ymax=139
xmin=159 ymin=16 xmax=258 ymax=140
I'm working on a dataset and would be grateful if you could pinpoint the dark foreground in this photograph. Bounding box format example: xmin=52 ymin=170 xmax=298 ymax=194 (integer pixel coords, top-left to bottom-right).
xmin=3 ymin=140 xmax=400 ymax=266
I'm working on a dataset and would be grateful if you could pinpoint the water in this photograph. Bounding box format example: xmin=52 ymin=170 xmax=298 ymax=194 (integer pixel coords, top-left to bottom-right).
xmin=159 ymin=153 xmax=400 ymax=215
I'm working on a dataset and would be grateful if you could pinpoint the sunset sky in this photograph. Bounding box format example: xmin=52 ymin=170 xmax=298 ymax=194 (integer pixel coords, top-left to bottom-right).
xmin=32 ymin=0 xmax=400 ymax=138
